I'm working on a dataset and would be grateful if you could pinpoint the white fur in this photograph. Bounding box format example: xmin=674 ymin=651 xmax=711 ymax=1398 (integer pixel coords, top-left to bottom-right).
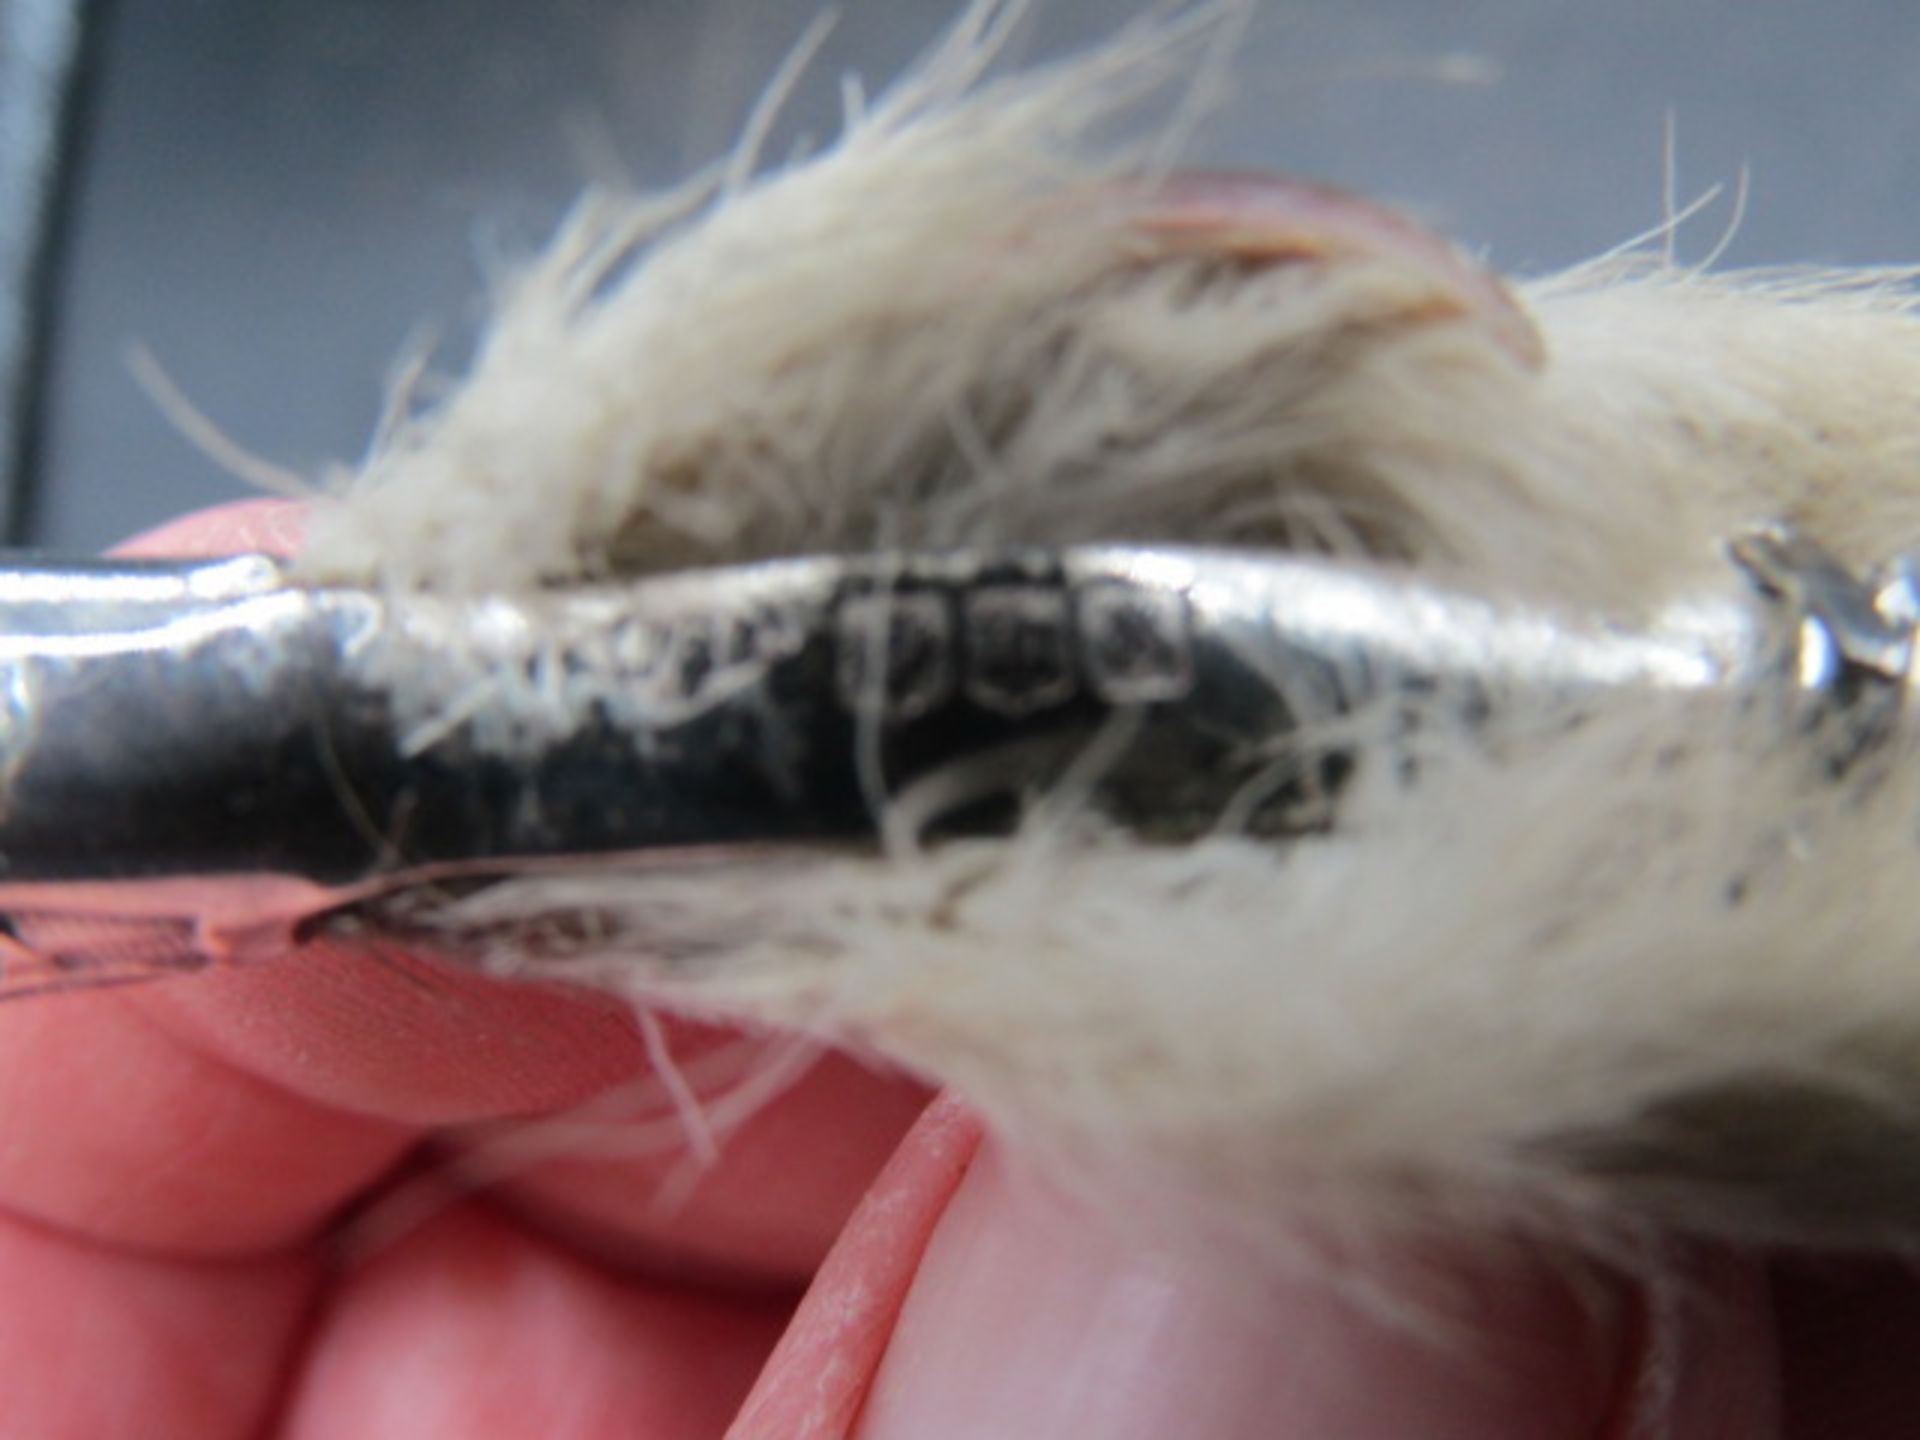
xmin=301 ymin=2 xmax=1920 ymax=1251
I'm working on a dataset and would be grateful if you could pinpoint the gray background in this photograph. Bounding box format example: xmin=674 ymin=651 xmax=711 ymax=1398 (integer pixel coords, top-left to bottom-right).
xmin=27 ymin=0 xmax=1920 ymax=549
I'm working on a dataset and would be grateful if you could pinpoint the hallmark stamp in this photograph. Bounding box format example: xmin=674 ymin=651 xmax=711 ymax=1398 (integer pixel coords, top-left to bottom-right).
xmin=1077 ymin=580 xmax=1194 ymax=704
xmin=835 ymin=591 xmax=954 ymax=720
xmin=964 ymin=586 xmax=1075 ymax=715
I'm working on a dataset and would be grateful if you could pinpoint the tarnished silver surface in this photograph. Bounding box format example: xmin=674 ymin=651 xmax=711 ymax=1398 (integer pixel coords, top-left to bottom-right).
xmin=0 ymin=542 xmax=1798 ymax=909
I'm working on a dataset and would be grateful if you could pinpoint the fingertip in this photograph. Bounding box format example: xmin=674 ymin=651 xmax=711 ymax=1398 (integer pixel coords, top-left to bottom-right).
xmin=111 ymin=498 xmax=308 ymax=558
xmin=0 ymin=1204 xmax=317 ymax=1440
xmin=127 ymin=937 xmax=656 ymax=1126
xmin=284 ymin=1202 xmax=786 ymax=1440
xmin=487 ymin=1047 xmax=932 ymax=1288
xmin=0 ymin=981 xmax=415 ymax=1254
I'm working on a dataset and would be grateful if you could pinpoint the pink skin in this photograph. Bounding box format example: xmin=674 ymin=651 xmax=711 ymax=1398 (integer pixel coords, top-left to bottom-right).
xmin=1132 ymin=172 xmax=1548 ymax=369
xmin=0 ymin=499 xmax=1899 ymax=1436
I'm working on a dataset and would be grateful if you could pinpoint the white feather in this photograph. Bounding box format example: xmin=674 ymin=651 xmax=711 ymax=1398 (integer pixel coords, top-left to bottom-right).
xmin=299 ymin=1 xmax=1920 ymax=1253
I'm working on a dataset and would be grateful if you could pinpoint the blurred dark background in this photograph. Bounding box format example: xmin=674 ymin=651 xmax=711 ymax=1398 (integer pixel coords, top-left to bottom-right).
xmin=7 ymin=0 xmax=1920 ymax=550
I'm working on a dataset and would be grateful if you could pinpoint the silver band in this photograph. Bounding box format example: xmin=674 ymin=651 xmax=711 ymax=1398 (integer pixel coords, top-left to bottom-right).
xmin=0 ymin=533 xmax=1870 ymax=900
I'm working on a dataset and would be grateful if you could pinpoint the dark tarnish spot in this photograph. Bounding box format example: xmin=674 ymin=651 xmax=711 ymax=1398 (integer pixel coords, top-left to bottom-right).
xmin=1542 ymin=1069 xmax=1920 ymax=1246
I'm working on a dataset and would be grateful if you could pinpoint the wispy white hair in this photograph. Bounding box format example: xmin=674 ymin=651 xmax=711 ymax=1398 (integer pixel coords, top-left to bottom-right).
xmin=303 ymin=0 xmax=1920 ymax=1256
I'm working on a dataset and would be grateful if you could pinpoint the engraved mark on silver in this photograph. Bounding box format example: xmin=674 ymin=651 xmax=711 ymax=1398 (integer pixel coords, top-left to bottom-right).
xmin=964 ymin=586 xmax=1074 ymax=716
xmin=605 ymin=615 xmax=672 ymax=683
xmin=363 ymin=591 xmax=816 ymax=755
xmin=836 ymin=591 xmax=954 ymax=722
xmin=1078 ymin=579 xmax=1195 ymax=704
